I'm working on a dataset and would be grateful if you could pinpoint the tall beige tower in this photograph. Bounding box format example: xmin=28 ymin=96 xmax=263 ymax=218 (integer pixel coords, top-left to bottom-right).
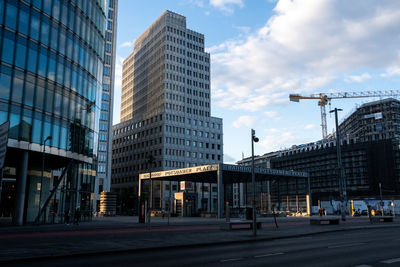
xmin=113 ymin=10 xmax=223 ymax=212
xmin=120 ymin=53 xmax=134 ymax=122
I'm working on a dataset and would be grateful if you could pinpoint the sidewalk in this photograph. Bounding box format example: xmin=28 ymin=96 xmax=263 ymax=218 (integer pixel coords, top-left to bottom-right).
xmin=0 ymin=215 xmax=399 ymax=263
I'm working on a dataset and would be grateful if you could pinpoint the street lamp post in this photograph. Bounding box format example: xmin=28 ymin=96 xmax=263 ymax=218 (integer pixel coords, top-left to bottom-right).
xmin=251 ymin=129 xmax=259 ymax=236
xmin=38 ymin=136 xmax=52 ymax=224
xmin=330 ymin=108 xmax=347 ymax=221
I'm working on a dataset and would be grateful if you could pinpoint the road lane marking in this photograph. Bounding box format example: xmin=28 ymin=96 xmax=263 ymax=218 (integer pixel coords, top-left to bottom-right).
xmin=254 ymin=252 xmax=284 ymax=258
xmin=220 ymin=258 xmax=244 ymax=263
xmin=328 ymin=242 xmax=365 ymax=249
xmin=381 ymin=258 xmax=400 ymax=264
xmin=343 ymin=232 xmax=371 ymax=236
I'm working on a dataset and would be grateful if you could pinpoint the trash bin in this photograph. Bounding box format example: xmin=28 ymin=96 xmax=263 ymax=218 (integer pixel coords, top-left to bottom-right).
xmin=246 ymin=208 xmax=253 ymax=220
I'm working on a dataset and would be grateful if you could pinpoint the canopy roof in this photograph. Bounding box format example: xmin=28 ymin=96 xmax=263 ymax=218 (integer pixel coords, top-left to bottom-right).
xmin=139 ymin=163 xmax=308 ymax=184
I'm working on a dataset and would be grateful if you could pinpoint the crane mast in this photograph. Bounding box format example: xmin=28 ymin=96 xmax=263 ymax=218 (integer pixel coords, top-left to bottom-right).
xmin=289 ymin=90 xmax=400 ymax=139
xmin=319 ymin=101 xmax=327 ymax=139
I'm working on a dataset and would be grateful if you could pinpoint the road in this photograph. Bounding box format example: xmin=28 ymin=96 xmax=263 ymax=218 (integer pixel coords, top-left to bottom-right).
xmin=6 ymin=226 xmax=400 ymax=266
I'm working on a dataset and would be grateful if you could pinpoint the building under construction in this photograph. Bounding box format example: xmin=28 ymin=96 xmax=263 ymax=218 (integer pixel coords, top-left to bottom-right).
xmin=339 ymin=98 xmax=400 ymax=142
xmin=271 ymin=138 xmax=400 ymax=204
xmin=239 ymin=98 xmax=400 ymax=210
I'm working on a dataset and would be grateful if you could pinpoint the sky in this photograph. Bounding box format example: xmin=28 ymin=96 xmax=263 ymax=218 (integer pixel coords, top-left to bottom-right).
xmin=114 ymin=0 xmax=400 ymax=163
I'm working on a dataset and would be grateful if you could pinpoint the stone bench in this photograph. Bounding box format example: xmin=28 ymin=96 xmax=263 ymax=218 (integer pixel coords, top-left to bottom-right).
xmin=370 ymin=216 xmax=394 ymax=223
xmin=310 ymin=216 xmax=340 ymax=225
xmin=220 ymin=220 xmax=262 ymax=231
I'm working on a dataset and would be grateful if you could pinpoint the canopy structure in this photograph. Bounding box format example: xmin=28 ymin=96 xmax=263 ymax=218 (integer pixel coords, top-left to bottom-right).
xmin=139 ymin=164 xmax=310 ymax=218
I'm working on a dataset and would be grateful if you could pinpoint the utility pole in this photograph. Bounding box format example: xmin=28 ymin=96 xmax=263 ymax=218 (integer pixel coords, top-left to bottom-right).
xmin=330 ymin=108 xmax=347 ymax=221
xmin=251 ymin=129 xmax=259 ymax=236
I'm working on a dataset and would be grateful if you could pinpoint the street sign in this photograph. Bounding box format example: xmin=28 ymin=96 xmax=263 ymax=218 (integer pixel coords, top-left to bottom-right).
xmin=0 ymin=121 xmax=9 ymax=169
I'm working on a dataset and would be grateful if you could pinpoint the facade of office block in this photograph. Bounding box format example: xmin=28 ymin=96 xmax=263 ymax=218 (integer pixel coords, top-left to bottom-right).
xmin=0 ymin=0 xmax=107 ymax=224
xmin=112 ymin=10 xmax=223 ymax=214
xmin=93 ymin=0 xmax=117 ymax=212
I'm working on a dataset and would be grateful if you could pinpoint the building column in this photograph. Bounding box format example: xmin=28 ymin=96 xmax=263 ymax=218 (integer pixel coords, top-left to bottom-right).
xmin=244 ymin=181 xmax=247 ymax=207
xmin=295 ymin=178 xmax=299 ymax=213
xmin=217 ymin=167 xmax=224 ymax=219
xmin=201 ymin=182 xmax=204 ymax=211
xmin=73 ymin=163 xmax=80 ymax=211
xmin=208 ymin=182 xmax=211 ymax=212
xmin=159 ymin=181 xmax=162 ymax=210
xmin=169 ymin=180 xmax=172 ymax=214
xmin=267 ymin=180 xmax=271 ymax=213
xmin=138 ymin=177 xmax=142 ymax=199
xmin=278 ymin=179 xmax=281 ymax=210
xmin=286 ymin=179 xmax=289 ymax=211
xmin=307 ymin=174 xmax=312 ymax=215
xmin=13 ymin=151 xmax=29 ymax=226
xmin=93 ymin=176 xmax=100 ymax=213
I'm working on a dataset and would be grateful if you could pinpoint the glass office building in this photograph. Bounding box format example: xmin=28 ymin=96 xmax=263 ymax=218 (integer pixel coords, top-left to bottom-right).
xmin=0 ymin=0 xmax=106 ymax=225
xmin=93 ymin=0 xmax=117 ymax=213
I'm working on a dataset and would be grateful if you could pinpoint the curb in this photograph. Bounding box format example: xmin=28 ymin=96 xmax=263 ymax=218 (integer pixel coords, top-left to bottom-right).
xmin=1 ymin=222 xmax=399 ymax=264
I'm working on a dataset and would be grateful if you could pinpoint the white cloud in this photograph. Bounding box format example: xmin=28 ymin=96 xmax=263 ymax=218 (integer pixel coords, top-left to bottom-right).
xmin=234 ymin=25 xmax=251 ymax=35
xmin=207 ymin=39 xmax=239 ymax=54
xmin=187 ymin=0 xmax=206 ymax=7
xmin=114 ymin=56 xmax=124 ymax=87
xmin=381 ymin=66 xmax=400 ymax=78
xmin=210 ymin=0 xmax=400 ymax=113
xmin=264 ymin=128 xmax=279 ymax=133
xmin=345 ymin=73 xmax=372 ymax=83
xmin=259 ymin=131 xmax=298 ymax=152
xmin=209 ymin=0 xmax=244 ymax=14
xmin=304 ymin=124 xmax=315 ymax=130
xmin=223 ymin=154 xmax=237 ymax=163
xmin=232 ymin=115 xmax=257 ymax=128
xmin=264 ymin=111 xmax=280 ymax=120
xmin=120 ymin=41 xmax=134 ymax=48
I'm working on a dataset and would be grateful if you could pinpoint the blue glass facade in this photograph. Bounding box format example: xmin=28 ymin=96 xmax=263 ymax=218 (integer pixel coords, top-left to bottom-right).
xmin=93 ymin=0 xmax=117 ymax=212
xmin=0 ymin=0 xmax=106 ymax=224
xmin=0 ymin=0 xmax=104 ymax=152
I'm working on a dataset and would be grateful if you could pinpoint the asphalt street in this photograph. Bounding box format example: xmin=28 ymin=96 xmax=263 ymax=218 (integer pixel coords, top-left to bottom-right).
xmin=5 ymin=226 xmax=400 ymax=267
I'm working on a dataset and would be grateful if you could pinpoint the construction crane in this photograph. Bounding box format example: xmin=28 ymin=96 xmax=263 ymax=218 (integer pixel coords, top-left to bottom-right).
xmin=289 ymin=91 xmax=400 ymax=139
